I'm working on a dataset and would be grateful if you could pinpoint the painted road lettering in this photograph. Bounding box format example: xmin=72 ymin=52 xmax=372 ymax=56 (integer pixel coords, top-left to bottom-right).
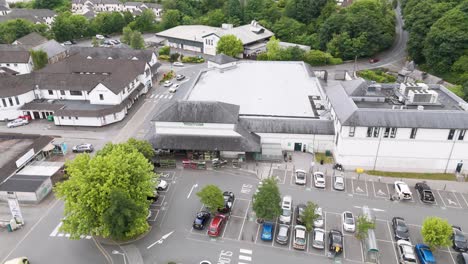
xmin=218 ymin=250 xmax=233 ymax=264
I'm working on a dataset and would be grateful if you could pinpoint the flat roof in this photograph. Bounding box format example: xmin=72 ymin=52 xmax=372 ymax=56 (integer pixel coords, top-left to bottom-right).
xmin=187 ymin=61 xmax=322 ymax=118
xmin=0 ymin=139 xmax=34 ymax=169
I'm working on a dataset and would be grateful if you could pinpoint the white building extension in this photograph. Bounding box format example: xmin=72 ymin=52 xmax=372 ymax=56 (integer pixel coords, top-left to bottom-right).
xmin=0 ymin=45 xmax=33 ymax=75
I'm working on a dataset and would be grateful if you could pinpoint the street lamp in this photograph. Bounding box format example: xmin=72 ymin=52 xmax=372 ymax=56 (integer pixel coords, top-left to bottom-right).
xmin=112 ymin=250 xmax=127 ymax=264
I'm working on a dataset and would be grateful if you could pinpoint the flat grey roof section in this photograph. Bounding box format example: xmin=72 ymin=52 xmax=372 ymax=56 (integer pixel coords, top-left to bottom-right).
xmin=240 ymin=117 xmax=335 ymax=135
xmin=0 ymin=174 xmax=46 ymax=192
xmin=187 ymin=61 xmax=322 ymax=117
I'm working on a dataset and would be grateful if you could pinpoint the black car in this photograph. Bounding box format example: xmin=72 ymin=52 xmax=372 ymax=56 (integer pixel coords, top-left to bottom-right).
xmin=218 ymin=191 xmax=235 ymax=213
xmin=415 ymin=182 xmax=435 ymax=204
xmin=193 ymin=211 xmax=211 ymax=230
xmin=453 ymin=226 xmax=468 ymax=252
xmin=103 ymin=34 xmax=110 ymax=38
xmin=392 ymin=217 xmax=410 ymax=241
xmin=147 ymin=191 xmax=159 ymax=202
xmin=295 ymin=204 xmax=306 ymax=225
xmin=328 ymin=229 xmax=343 ymax=254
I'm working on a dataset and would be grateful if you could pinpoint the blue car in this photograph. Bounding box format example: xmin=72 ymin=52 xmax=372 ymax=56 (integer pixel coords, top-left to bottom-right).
xmin=261 ymin=222 xmax=274 ymax=241
xmin=415 ymin=244 xmax=436 ymax=264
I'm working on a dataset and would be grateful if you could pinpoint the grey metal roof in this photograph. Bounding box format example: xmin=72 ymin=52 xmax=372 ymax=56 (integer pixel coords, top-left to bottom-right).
xmin=33 ymin=40 xmax=67 ymax=59
xmin=68 ymin=46 xmax=154 ymax=62
xmin=0 ymin=74 xmax=36 ymax=97
xmin=14 ymin=32 xmax=48 ymax=47
xmin=0 ymin=9 xmax=56 ymax=24
xmin=209 ymin=54 xmax=237 ymax=65
xmin=0 ymin=174 xmax=47 ymax=192
xmin=239 ymin=117 xmax=335 ymax=135
xmin=0 ymin=45 xmax=30 ymax=63
xmin=152 ymin=101 xmax=240 ymax=124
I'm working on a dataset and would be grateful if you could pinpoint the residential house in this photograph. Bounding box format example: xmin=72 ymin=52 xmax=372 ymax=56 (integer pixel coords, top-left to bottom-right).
xmin=71 ymin=0 xmax=163 ymax=20
xmin=0 ymin=8 xmax=56 ymax=25
xmin=13 ymin=33 xmax=67 ymax=64
xmin=0 ymin=45 xmax=33 ymax=75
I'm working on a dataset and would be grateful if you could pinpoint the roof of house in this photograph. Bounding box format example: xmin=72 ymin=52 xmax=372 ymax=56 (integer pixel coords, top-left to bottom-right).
xmin=0 ymin=45 xmax=30 ymax=63
xmin=145 ymin=3 xmax=162 ymax=9
xmin=14 ymin=32 xmax=48 ymax=47
xmin=0 ymin=174 xmax=48 ymax=192
xmin=33 ymin=40 xmax=67 ymax=59
xmin=68 ymin=46 xmax=154 ymax=62
xmin=0 ymin=9 xmax=56 ymax=24
xmin=125 ymin=1 xmax=145 ymax=6
xmin=152 ymin=101 xmax=240 ymax=124
xmin=0 ymin=74 xmax=36 ymax=97
xmin=239 ymin=117 xmax=335 ymax=135
xmin=209 ymin=54 xmax=237 ymax=65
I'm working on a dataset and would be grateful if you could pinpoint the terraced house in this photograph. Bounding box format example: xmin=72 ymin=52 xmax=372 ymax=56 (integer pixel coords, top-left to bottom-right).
xmin=71 ymin=0 xmax=163 ymax=19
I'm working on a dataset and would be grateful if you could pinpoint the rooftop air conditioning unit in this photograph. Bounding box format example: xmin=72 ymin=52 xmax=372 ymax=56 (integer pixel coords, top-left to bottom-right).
xmin=408 ymin=90 xmax=438 ymax=103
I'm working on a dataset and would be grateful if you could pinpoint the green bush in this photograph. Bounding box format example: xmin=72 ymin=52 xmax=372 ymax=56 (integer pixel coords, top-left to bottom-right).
xmin=181 ymin=56 xmax=205 ymax=63
xmin=357 ymin=69 xmax=396 ymax=83
xmin=329 ymin=57 xmax=343 ymax=65
xmin=158 ymin=55 xmax=170 ymax=61
xmin=159 ymin=46 xmax=170 ymax=56
xmin=256 ymin=53 xmax=268 ymax=61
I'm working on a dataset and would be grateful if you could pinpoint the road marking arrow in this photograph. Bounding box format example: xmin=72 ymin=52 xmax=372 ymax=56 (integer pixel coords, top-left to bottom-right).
xmin=187 ymin=183 xmax=198 ymax=199
xmin=147 ymin=230 xmax=175 ymax=249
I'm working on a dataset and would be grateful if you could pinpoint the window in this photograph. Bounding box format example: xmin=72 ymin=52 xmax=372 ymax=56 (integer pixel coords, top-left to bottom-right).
xmin=61 ymin=116 xmax=64 ymax=119
xmin=373 ymin=127 xmax=380 ymax=138
xmin=410 ymin=128 xmax=417 ymax=139
xmin=384 ymin=127 xmax=390 ymax=138
xmin=70 ymin=91 xmax=83 ymax=96
xmin=367 ymin=127 xmax=380 ymax=138
xmin=459 ymin=130 xmax=466 ymax=141
xmin=448 ymin=129 xmax=455 ymax=140
xmin=60 ymin=90 xmax=65 ymax=95
xmin=99 ymin=94 xmax=104 ymax=100
xmin=75 ymin=117 xmax=78 ymax=120
xmin=349 ymin=126 xmax=355 ymax=137
xmin=113 ymin=113 xmax=117 ymax=119
xmin=8 ymin=97 xmax=13 ymax=106
xmin=367 ymin=127 xmax=373 ymax=138
xmin=14 ymin=63 xmax=17 ymax=67
xmin=68 ymin=116 xmax=72 ymax=120
xmin=390 ymin=128 xmax=397 ymax=138
xmin=48 ymin=90 xmax=53 ymax=95
xmin=14 ymin=96 xmax=19 ymax=105
xmin=1 ymin=98 xmax=6 ymax=107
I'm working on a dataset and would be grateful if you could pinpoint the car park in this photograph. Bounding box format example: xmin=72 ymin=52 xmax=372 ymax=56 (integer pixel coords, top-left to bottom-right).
xmin=397 ymin=240 xmax=417 ymax=264
xmin=295 ymin=203 xmax=305 ymax=225
xmin=342 ymin=211 xmax=355 ymax=232
xmin=169 ymin=84 xmax=179 ymax=93
xmin=313 ymin=172 xmax=326 ymax=188
xmin=458 ymin=253 xmax=468 ymax=264
xmin=279 ymin=195 xmax=292 ymax=224
xmin=392 ymin=217 xmax=410 ymax=241
xmin=415 ymin=244 xmax=435 ymax=264
xmin=261 ymin=222 xmax=274 ymax=241
xmin=193 ymin=211 xmax=211 ymax=230
xmin=415 ymin=182 xmax=435 ymax=204
xmin=7 ymin=118 xmax=29 ymax=128
xmin=163 ymin=81 xmax=173 ymax=87
xmin=219 ymin=191 xmax=235 ymax=213
xmin=314 ymin=207 xmax=324 ymax=228
xmin=157 ymin=179 xmax=168 ymax=191
xmin=173 ymin=62 xmax=184 ymax=67
xmin=453 ymin=226 xmax=468 ymax=252
xmin=293 ymin=225 xmax=307 ymax=250
xmin=312 ymin=228 xmax=325 ymax=249
xmin=328 ymin=229 xmax=343 ymax=255
xmin=208 ymin=214 xmax=227 ymax=237
xmin=333 ymin=174 xmax=345 ymax=191
xmin=276 ymin=224 xmax=290 ymax=245
xmin=294 ymin=169 xmax=307 ymax=185
xmin=395 ymin=181 xmax=413 ymax=200
xmin=176 ymin=74 xmax=185 ymax=81
xmin=72 ymin=143 xmax=94 ymax=153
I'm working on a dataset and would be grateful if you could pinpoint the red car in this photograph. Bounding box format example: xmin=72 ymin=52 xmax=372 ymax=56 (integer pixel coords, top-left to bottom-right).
xmin=369 ymin=58 xmax=380 ymax=63
xmin=18 ymin=115 xmax=32 ymax=121
xmin=207 ymin=214 xmax=227 ymax=237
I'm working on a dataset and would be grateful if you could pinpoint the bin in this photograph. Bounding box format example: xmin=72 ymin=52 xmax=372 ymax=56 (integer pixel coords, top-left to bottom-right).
xmin=47 ymin=115 xmax=54 ymax=121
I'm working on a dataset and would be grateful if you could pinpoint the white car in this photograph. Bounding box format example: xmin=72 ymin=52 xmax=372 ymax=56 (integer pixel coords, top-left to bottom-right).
xmin=173 ymin=62 xmax=184 ymax=67
xmin=312 ymin=228 xmax=325 ymax=249
xmin=342 ymin=211 xmax=355 ymax=232
xmin=96 ymin=34 xmax=105 ymax=40
xmin=333 ymin=174 xmax=345 ymax=191
xmin=7 ymin=118 xmax=28 ymax=128
xmin=169 ymin=84 xmax=179 ymax=93
xmin=314 ymin=207 xmax=324 ymax=228
xmin=163 ymin=81 xmax=173 ymax=87
xmin=397 ymin=240 xmax=417 ymax=264
xmin=294 ymin=169 xmax=307 ymax=185
xmin=157 ymin=179 xmax=168 ymax=191
xmin=313 ymin=172 xmax=326 ymax=188
xmin=293 ymin=225 xmax=307 ymax=250
xmin=394 ymin=181 xmax=412 ymax=200
xmin=279 ymin=195 xmax=292 ymax=224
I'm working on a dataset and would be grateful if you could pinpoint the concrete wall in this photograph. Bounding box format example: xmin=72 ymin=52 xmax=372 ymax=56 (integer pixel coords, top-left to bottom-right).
xmin=0 ymin=91 xmax=35 ymax=120
xmin=257 ymin=133 xmax=334 ymax=153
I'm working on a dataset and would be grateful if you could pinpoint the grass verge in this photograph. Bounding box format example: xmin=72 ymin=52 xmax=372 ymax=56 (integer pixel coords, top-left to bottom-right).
xmin=366 ymin=170 xmax=456 ymax=181
xmin=315 ymin=152 xmax=334 ymax=164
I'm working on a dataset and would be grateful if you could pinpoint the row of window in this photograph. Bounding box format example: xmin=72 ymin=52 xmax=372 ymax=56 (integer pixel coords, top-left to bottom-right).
xmin=350 ymin=127 xmax=466 ymax=140
xmin=48 ymin=90 xmax=83 ymax=96
xmin=205 ymin=39 xmax=214 ymax=46
xmin=1 ymin=63 xmax=19 ymax=67
xmin=0 ymin=96 xmax=20 ymax=108
xmin=448 ymin=129 xmax=466 ymax=140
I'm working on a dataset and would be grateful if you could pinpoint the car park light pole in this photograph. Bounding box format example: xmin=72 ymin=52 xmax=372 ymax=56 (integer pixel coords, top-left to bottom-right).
xmin=112 ymin=250 xmax=127 ymax=264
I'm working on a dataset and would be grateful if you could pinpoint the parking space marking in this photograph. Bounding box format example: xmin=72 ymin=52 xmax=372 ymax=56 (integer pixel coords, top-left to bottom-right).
xmin=460 ymin=192 xmax=468 ymax=208
xmin=148 ymin=209 xmax=159 ymax=222
xmin=238 ymin=200 xmax=250 ymax=240
xmin=447 ymin=246 xmax=457 ymax=264
xmin=272 ymin=169 xmax=286 ymax=184
xmin=152 ymin=194 xmax=165 ymax=207
xmin=386 ymin=221 xmax=400 ymax=264
xmin=372 ymin=181 xmax=390 ymax=199
xmin=158 ymin=171 xmax=175 ymax=181
xmin=255 ymin=224 xmax=260 ymax=244
xmin=351 ymin=178 xmax=368 ymax=196
xmin=438 ymin=190 xmax=462 ymax=208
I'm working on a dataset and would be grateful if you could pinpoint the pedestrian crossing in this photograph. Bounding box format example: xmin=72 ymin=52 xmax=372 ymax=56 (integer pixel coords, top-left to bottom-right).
xmin=238 ymin=248 xmax=252 ymax=264
xmin=49 ymin=221 xmax=92 ymax=240
xmin=148 ymin=93 xmax=174 ymax=100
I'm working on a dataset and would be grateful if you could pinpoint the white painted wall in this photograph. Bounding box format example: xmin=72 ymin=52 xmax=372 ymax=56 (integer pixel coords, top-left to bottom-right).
xmin=0 ymin=91 xmax=35 ymax=120
xmin=0 ymin=191 xmax=37 ymax=203
xmin=54 ymin=108 xmax=126 ymax=127
xmin=0 ymin=60 xmax=33 ymax=75
xmin=202 ymin=34 xmax=220 ymax=56
xmin=257 ymin=133 xmax=334 ymax=153
xmin=89 ymin=84 xmax=120 ymax=105
xmin=40 ymin=89 xmax=89 ymax=101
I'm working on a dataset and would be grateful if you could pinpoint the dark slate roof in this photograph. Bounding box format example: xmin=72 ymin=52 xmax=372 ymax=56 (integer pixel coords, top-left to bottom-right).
xmin=0 ymin=45 xmax=30 ymax=63
xmin=68 ymin=46 xmax=155 ymax=62
xmin=146 ymin=3 xmax=162 ymax=9
xmin=0 ymin=174 xmax=47 ymax=192
xmin=209 ymin=54 xmax=237 ymax=65
xmin=152 ymin=101 xmax=240 ymax=124
xmin=0 ymin=9 xmax=56 ymax=24
xmin=239 ymin=118 xmax=335 ymax=135
xmin=0 ymin=74 xmax=36 ymax=97
xmin=14 ymin=32 xmax=48 ymax=47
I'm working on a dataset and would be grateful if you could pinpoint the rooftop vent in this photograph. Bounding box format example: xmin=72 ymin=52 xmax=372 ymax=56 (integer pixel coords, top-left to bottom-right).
xmin=221 ymin=23 xmax=233 ymax=30
xmin=417 ymin=105 xmax=424 ymax=111
xmin=250 ymin=20 xmax=264 ymax=34
xmin=86 ymin=56 xmax=92 ymax=59
xmin=408 ymin=89 xmax=438 ymax=104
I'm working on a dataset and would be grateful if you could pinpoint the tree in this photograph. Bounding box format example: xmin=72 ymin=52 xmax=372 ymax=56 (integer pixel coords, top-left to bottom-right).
xmin=304 ymin=49 xmax=333 ymax=65
xmin=196 ymin=185 xmax=224 ymax=213
xmin=216 ymin=34 xmax=243 ymax=57
xmin=252 ymin=177 xmax=281 ymax=220
xmin=355 ymin=215 xmax=376 ymax=240
xmin=285 ymin=0 xmax=330 ymax=24
xmin=130 ymin=30 xmax=145 ymax=49
xmin=302 ymin=202 xmax=319 ymax=231
xmin=123 ymin=11 xmax=135 ymax=25
xmin=170 ymin=53 xmax=180 ymax=62
xmin=133 ymin=9 xmax=157 ymax=32
xmin=0 ymin=19 xmax=36 ymax=44
xmin=91 ymin=12 xmax=126 ymax=35
xmin=52 ymin=12 xmax=90 ymax=42
xmin=265 ymin=36 xmax=282 ymax=60
xmin=54 ymin=142 xmax=155 ymax=240
xmin=162 ymin=9 xmax=182 ymax=29
xmin=199 ymin=9 xmax=226 ymax=27
xmin=272 ymin=17 xmax=306 ymax=43
xmin=34 ymin=0 xmax=64 ymax=9
xmin=122 ymin=26 xmax=133 ymax=45
xmin=91 ymin=37 xmax=100 ymax=47
xmin=126 ymin=138 xmax=155 ymax=161
xmin=421 ymin=217 xmax=453 ymax=249
xmin=30 ymin=49 xmax=48 ymax=70
xmin=159 ymin=46 xmax=171 ymax=56
xmin=244 ymin=0 xmax=266 ymax=22
xmin=225 ymin=0 xmax=243 ymax=23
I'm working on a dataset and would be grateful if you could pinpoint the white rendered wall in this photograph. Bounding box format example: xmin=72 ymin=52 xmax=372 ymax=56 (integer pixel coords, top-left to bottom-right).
xmin=0 ymin=91 xmax=35 ymax=120
xmin=257 ymin=133 xmax=334 ymax=153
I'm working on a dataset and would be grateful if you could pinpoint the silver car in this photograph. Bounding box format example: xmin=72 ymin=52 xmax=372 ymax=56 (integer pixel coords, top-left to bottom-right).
xmin=276 ymin=224 xmax=290 ymax=245
xmin=279 ymin=195 xmax=292 ymax=224
xmin=314 ymin=207 xmax=324 ymax=228
xmin=333 ymin=174 xmax=345 ymax=191
xmin=312 ymin=228 xmax=325 ymax=249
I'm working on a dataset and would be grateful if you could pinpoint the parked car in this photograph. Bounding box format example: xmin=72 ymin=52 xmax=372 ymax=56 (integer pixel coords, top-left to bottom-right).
xmin=415 ymin=244 xmax=435 ymax=264
xmin=342 ymin=211 xmax=355 ymax=233
xmin=395 ymin=181 xmax=413 ymax=200
xmin=333 ymin=174 xmax=345 ymax=191
xmin=293 ymin=225 xmax=307 ymax=250
xmin=169 ymin=84 xmax=179 ymax=93
xmin=275 ymin=224 xmax=290 ymax=245
xmin=279 ymin=195 xmax=293 ymax=224
xmin=199 ymin=261 xmax=211 ymax=264
xmin=458 ymin=253 xmax=468 ymax=264
xmin=261 ymin=222 xmax=274 ymax=241
xmin=314 ymin=207 xmax=324 ymax=228
xmin=415 ymin=182 xmax=435 ymax=204
xmin=193 ymin=211 xmax=211 ymax=230
xmin=62 ymin=41 xmax=73 ymax=45
xmin=176 ymin=74 xmax=185 ymax=81
xmin=397 ymin=240 xmax=417 ymax=264
xmin=18 ymin=114 xmax=32 ymax=121
xmin=147 ymin=190 xmax=159 ymax=202
xmin=111 ymin=39 xmax=120 ymax=45
xmin=7 ymin=118 xmax=28 ymax=128
xmin=453 ymin=226 xmax=468 ymax=252
xmin=103 ymin=34 xmax=110 ymax=38
xmin=392 ymin=217 xmax=410 ymax=241
xmin=72 ymin=143 xmax=94 ymax=153
xmin=208 ymin=214 xmax=227 ymax=237
xmin=103 ymin=39 xmax=113 ymax=45
xmin=163 ymin=81 xmax=173 ymax=87
xmin=328 ymin=229 xmax=344 ymax=254
xmin=96 ymin=34 xmax=105 ymax=40
xmin=313 ymin=172 xmax=326 ymax=188
xmin=173 ymin=62 xmax=184 ymax=67
xmin=218 ymin=191 xmax=235 ymax=213
xmin=157 ymin=179 xmax=168 ymax=191
xmin=369 ymin=58 xmax=380 ymax=63
xmin=294 ymin=169 xmax=307 ymax=185
xmin=295 ymin=203 xmax=306 ymax=225
xmin=312 ymin=228 xmax=325 ymax=249
xmin=4 ymin=257 xmax=29 ymax=264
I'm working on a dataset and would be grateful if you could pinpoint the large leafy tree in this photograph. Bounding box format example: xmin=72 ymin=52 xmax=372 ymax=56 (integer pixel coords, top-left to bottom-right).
xmin=421 ymin=217 xmax=453 ymax=249
xmin=132 ymin=9 xmax=157 ymax=32
xmin=196 ymin=185 xmax=225 ymax=213
xmin=302 ymin=202 xmax=319 ymax=231
xmin=0 ymin=19 xmax=48 ymax=44
xmin=91 ymin=12 xmax=127 ymax=35
xmin=52 ymin=12 xmax=90 ymax=42
xmin=272 ymin=17 xmax=306 ymax=43
xmin=34 ymin=0 xmax=64 ymax=9
xmin=225 ymin=0 xmax=243 ymax=23
xmin=162 ymin=9 xmax=183 ymax=29
xmin=55 ymin=142 xmax=155 ymax=240
xmin=285 ymin=0 xmax=330 ymax=24
xmin=30 ymin=49 xmax=48 ymax=70
xmin=126 ymin=138 xmax=155 ymax=161
xmin=199 ymin=9 xmax=226 ymax=27
xmin=216 ymin=34 xmax=244 ymax=57
xmin=244 ymin=0 xmax=266 ymax=22
xmin=252 ymin=177 xmax=281 ymax=220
